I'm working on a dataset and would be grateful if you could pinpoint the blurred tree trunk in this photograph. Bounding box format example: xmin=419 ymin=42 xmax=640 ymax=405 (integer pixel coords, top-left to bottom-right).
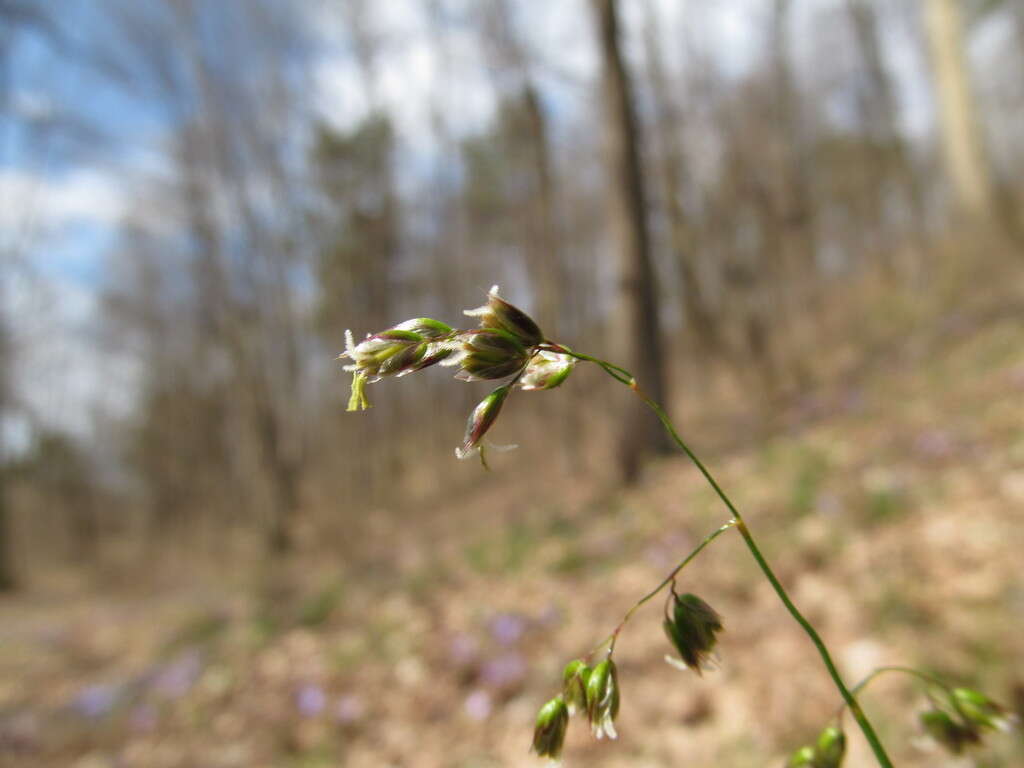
xmin=256 ymin=380 xmax=301 ymax=555
xmin=474 ymin=0 xmax=564 ymax=330
xmin=474 ymin=0 xmax=582 ymax=472
xmin=591 ymin=0 xmax=668 ymax=483
xmin=923 ymin=0 xmax=998 ymax=226
xmin=521 ymin=82 xmax=563 ymax=333
xmin=0 ymin=309 xmax=14 ymax=590
xmin=520 ymin=80 xmax=584 ymax=474
xmin=172 ymin=1 xmax=310 ymax=556
xmin=846 ymin=0 xmax=928 ymax=263
xmin=0 ymin=487 xmax=12 ymax=591
xmin=642 ymin=5 xmax=719 ymax=357
xmin=770 ymin=0 xmax=818 ymax=277
xmin=847 ymin=0 xmax=899 ymax=142
xmin=312 ymin=114 xmax=399 ymax=506
xmin=763 ymin=0 xmax=814 ymax=391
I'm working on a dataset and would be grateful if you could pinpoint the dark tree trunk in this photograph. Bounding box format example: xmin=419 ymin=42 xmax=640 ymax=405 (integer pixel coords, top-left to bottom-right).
xmin=522 ymin=82 xmax=563 ymax=334
xmin=0 ymin=477 xmax=15 ymax=591
xmin=591 ymin=0 xmax=668 ymax=483
xmin=643 ymin=9 xmax=719 ymax=356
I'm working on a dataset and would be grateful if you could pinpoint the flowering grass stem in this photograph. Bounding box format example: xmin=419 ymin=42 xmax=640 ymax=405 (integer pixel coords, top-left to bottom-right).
xmin=592 ymin=519 xmax=737 ymax=657
xmin=838 ymin=666 xmax=954 ymax=721
xmin=546 ymin=343 xmax=896 ymax=768
xmin=346 ymin=291 xmax=1010 ymax=765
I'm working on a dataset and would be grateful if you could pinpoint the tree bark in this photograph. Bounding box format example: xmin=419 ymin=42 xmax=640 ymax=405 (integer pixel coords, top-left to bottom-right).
xmin=0 ymin=321 xmax=15 ymax=590
xmin=521 ymin=82 xmax=563 ymax=334
xmin=591 ymin=0 xmax=668 ymax=483
xmin=770 ymin=0 xmax=818 ymax=277
xmin=0 ymin=475 xmax=14 ymax=591
xmin=846 ymin=0 xmax=928 ymax=272
xmin=923 ymin=0 xmax=997 ymax=225
xmin=642 ymin=5 xmax=719 ymax=356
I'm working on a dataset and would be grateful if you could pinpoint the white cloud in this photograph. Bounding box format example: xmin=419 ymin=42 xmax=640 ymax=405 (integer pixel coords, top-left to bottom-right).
xmin=0 ymin=167 xmax=125 ymax=238
xmin=3 ymin=270 xmax=132 ymax=442
xmin=313 ymin=0 xmax=607 ymax=158
xmin=311 ymin=0 xmax=477 ymax=155
xmin=0 ymin=166 xmax=134 ymax=443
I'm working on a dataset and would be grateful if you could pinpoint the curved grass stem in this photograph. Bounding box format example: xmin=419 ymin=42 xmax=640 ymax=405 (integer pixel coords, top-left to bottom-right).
xmin=554 ymin=346 xmax=895 ymax=768
xmin=837 ymin=665 xmax=954 ymax=722
xmin=590 ymin=519 xmax=737 ymax=658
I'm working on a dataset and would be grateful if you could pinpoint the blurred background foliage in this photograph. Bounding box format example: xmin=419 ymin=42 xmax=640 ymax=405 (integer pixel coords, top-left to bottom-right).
xmin=1 ymin=0 xmax=1023 ymax=766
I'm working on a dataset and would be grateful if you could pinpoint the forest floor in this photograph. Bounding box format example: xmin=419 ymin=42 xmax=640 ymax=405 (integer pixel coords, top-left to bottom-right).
xmin=2 ymin=291 xmax=1024 ymax=768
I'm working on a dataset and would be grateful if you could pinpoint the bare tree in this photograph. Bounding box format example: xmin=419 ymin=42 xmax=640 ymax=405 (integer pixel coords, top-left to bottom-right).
xmin=0 ymin=319 xmax=14 ymax=590
xmin=591 ymin=0 xmax=668 ymax=482
xmin=0 ymin=487 xmax=11 ymax=591
xmin=311 ymin=113 xmax=402 ymax=503
xmin=845 ymin=0 xmax=927 ymax=259
xmin=476 ymin=0 xmax=564 ymax=332
xmin=642 ymin=2 xmax=719 ymax=357
xmin=768 ymin=0 xmax=819 ymax=280
xmin=93 ymin=0 xmax=317 ymax=556
xmin=923 ymin=0 xmax=998 ymax=226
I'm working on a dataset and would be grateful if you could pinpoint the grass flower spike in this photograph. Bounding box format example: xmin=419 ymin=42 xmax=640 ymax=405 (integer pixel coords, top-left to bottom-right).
xmin=919 ymin=708 xmax=980 ymax=754
xmin=464 ymin=284 xmax=543 ymax=346
xmin=339 ymin=318 xmax=456 ymax=410
xmin=784 ymin=726 xmax=846 ymax=767
xmin=951 ymin=687 xmax=1017 ymax=733
xmin=561 ymin=660 xmax=591 ymax=716
xmin=342 ymin=287 xmax=558 ymax=461
xmin=663 ymin=591 xmax=724 ymax=675
xmin=814 ymin=726 xmax=847 ymax=768
xmin=585 ymin=659 xmax=620 ymax=740
xmin=519 ymin=350 xmax=575 ymax=391
xmin=456 ymin=385 xmax=512 ymax=462
xmin=454 ymin=329 xmax=529 ymax=381
xmin=531 ymin=695 xmax=570 ymax=761
xmin=786 ymin=745 xmax=818 ymax=767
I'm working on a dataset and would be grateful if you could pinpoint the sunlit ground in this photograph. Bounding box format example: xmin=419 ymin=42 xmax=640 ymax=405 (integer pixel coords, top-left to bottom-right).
xmin=2 ymin=282 xmax=1023 ymax=768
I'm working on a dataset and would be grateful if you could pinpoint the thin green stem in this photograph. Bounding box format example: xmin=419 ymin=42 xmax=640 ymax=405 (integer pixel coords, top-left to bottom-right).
xmin=838 ymin=665 xmax=954 ymax=722
xmin=556 ymin=346 xmax=895 ymax=768
xmin=590 ymin=519 xmax=737 ymax=657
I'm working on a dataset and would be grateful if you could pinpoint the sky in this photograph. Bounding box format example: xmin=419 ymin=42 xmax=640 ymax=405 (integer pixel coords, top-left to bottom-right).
xmin=0 ymin=0 xmax=1013 ymax=450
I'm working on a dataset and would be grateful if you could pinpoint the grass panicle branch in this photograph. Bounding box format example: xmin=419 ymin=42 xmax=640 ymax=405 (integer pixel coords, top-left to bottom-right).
xmin=555 ymin=347 xmax=895 ymax=768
